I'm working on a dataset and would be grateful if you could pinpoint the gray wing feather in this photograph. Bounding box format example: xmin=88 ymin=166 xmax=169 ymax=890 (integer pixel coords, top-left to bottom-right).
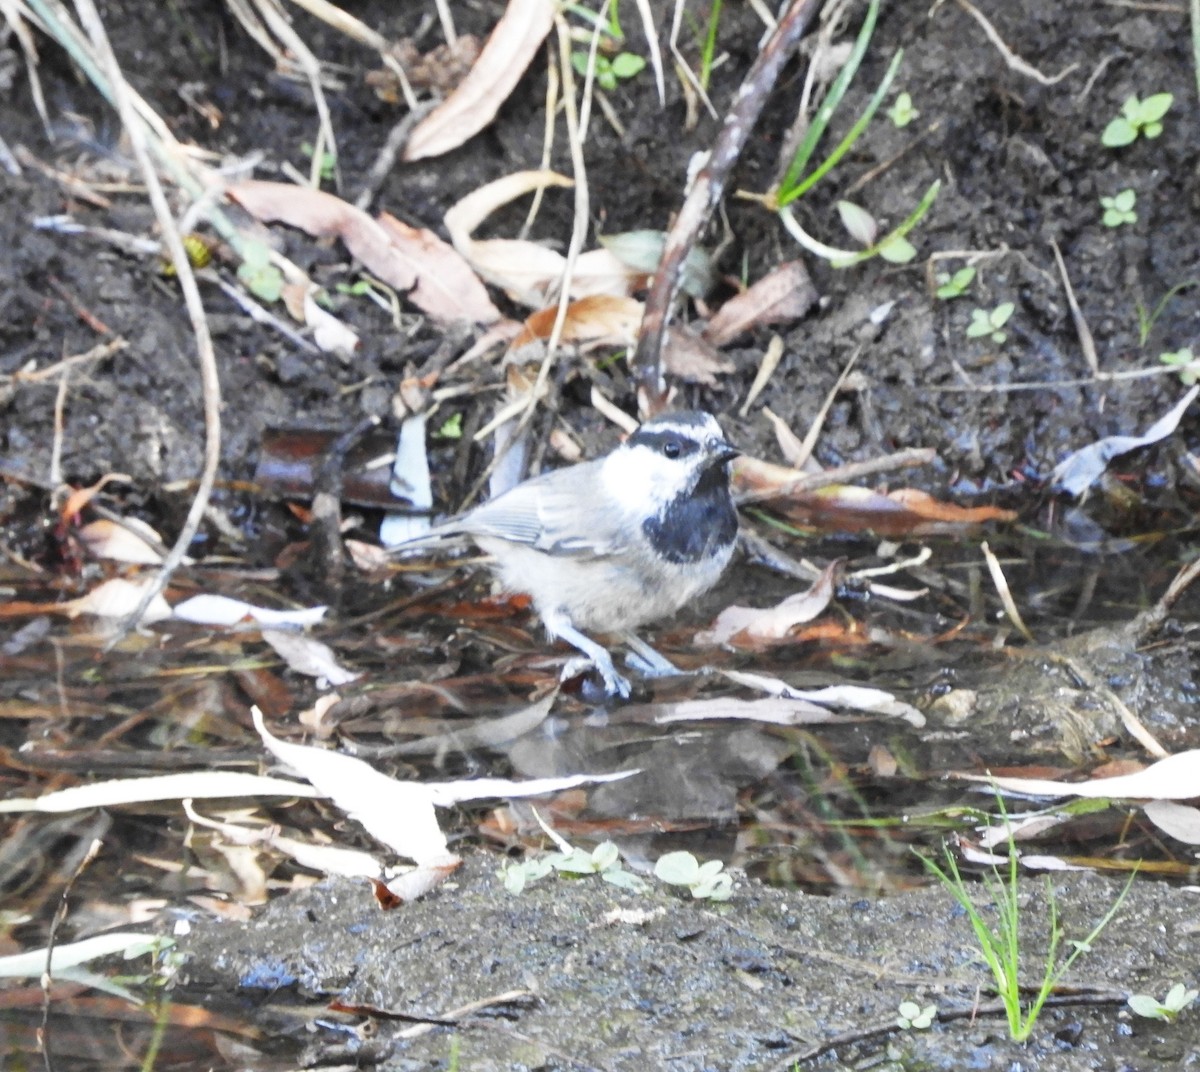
xmin=454 ymin=460 xmax=628 ymax=557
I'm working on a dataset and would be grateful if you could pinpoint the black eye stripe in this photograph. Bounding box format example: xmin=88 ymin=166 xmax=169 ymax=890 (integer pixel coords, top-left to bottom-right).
xmin=628 ymin=429 xmax=699 ymax=457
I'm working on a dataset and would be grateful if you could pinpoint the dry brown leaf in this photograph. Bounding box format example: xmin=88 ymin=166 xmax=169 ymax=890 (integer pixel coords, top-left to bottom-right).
xmin=228 ymin=181 xmax=499 ymax=325
xmin=444 ymin=171 xmax=640 ymax=306
xmin=733 ymin=455 xmax=1016 ymax=535
xmin=663 ymin=325 xmax=734 ymax=386
xmin=884 ymin=489 xmax=1018 ymax=524
xmin=511 ymin=294 xmax=642 ymax=350
xmin=402 ymin=0 xmax=556 ymax=161
xmin=702 ymin=261 xmax=819 ymax=347
xmin=696 ymin=560 xmax=839 ymax=645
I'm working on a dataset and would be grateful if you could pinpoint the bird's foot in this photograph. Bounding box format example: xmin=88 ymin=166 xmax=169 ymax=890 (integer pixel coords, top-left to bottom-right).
xmin=560 ymin=655 xmax=631 ymax=700
xmin=621 ymin=632 xmax=681 ymax=678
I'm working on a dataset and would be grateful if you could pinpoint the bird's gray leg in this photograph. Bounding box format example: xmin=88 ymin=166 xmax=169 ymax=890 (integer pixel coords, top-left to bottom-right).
xmin=544 ymin=610 xmax=631 ymax=699
xmin=620 ymin=632 xmax=681 ymax=677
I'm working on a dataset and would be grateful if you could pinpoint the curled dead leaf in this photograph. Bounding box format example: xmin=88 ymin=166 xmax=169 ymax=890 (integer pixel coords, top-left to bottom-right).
xmin=702 ymin=261 xmax=819 ymax=347
xmin=402 ymin=0 xmax=555 ymax=161
xmin=228 ymin=181 xmax=499 ymax=324
xmin=444 ymin=171 xmax=640 ymax=306
xmin=696 ymin=560 xmax=840 ymax=645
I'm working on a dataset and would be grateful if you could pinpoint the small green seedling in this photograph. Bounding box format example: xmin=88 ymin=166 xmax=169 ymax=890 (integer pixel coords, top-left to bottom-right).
xmin=1128 ymin=983 xmax=1199 ymax=1023
xmin=654 ymin=851 xmax=733 ymax=901
xmin=1100 ymin=188 xmax=1137 ymax=227
xmin=301 ymin=142 xmax=336 ymax=182
xmin=501 ymin=855 xmax=555 ymax=894
xmin=920 ymin=793 xmax=1136 ymax=1043
xmin=836 ymin=200 xmax=916 ymax=263
xmin=1135 ymin=280 xmax=1200 ymax=345
xmin=435 ymin=412 xmax=463 ymax=439
xmin=502 ymin=840 xmax=648 ymax=893
xmin=236 ymin=238 xmax=284 ymax=303
xmin=966 ymin=302 xmax=1015 ymax=344
xmin=1159 ymin=347 xmax=1200 ymax=384
xmin=897 ymin=1000 xmax=937 ymax=1030
xmin=550 ymin=841 xmax=648 ymax=891
xmin=936 ymin=265 xmax=976 ymax=300
xmin=1102 ymin=93 xmax=1173 ymax=147
xmin=571 ymin=49 xmax=645 ymax=91
xmin=887 ymin=91 xmax=919 ymax=128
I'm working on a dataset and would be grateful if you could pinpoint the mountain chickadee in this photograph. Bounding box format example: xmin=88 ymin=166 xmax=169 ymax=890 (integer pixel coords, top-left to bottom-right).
xmin=400 ymin=410 xmax=739 ymax=698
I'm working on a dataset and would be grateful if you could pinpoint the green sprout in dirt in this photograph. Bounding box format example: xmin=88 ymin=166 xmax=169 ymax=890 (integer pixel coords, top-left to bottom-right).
xmin=1159 ymin=347 xmax=1200 ymax=384
xmin=503 ymin=840 xmax=649 ymax=894
xmin=919 ymin=802 xmax=1136 ymax=1043
xmin=1100 ymin=188 xmax=1137 ymax=227
xmin=434 ymin=412 xmax=463 ymax=439
xmin=887 ymin=91 xmax=919 ymax=128
xmin=1135 ymin=279 xmax=1199 ymax=345
xmin=936 ymin=265 xmax=976 ymax=299
xmin=654 ymin=851 xmax=733 ymax=901
xmin=301 ymin=141 xmax=336 ymax=183
xmin=571 ymin=48 xmax=646 ymax=91
xmin=1128 ymin=983 xmax=1199 ymax=1023
xmin=236 ymin=238 xmax=283 ymax=303
xmin=966 ymin=301 xmax=1014 ymax=344
xmin=1101 ymin=93 xmax=1173 ymax=147
xmin=764 ymin=0 xmax=939 ymax=266
xmin=896 ymin=1000 xmax=937 ymax=1030
xmin=834 ymin=199 xmax=916 ymax=263
xmin=698 ymin=0 xmax=724 ymax=92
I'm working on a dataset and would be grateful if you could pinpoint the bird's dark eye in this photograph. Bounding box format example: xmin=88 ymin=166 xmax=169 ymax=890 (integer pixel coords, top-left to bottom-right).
xmin=663 ymin=439 xmax=682 ymax=458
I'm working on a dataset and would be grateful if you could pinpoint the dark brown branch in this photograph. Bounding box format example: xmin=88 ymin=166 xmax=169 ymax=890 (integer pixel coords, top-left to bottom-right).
xmin=633 ymin=0 xmax=826 ymax=411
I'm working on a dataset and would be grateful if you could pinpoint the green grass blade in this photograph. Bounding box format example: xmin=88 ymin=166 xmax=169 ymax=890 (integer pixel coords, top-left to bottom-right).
xmin=779 ymin=48 xmax=904 ymax=206
xmin=777 ymin=0 xmax=880 ymax=196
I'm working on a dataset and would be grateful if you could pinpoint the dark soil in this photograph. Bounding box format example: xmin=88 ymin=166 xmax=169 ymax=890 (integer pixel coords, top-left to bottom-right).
xmin=4 ymin=0 xmax=1200 ymax=1068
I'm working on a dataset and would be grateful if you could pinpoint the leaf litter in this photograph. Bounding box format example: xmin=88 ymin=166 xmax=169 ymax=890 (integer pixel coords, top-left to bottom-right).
xmin=8 ymin=5 xmax=1200 ymax=1041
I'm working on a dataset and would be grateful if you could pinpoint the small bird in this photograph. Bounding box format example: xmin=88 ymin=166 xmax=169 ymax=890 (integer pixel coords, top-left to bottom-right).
xmin=397 ymin=410 xmax=740 ymax=698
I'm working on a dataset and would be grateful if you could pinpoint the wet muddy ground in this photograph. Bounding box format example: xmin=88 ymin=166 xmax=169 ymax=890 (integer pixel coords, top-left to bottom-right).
xmin=4 ymin=0 xmax=1200 ymax=1068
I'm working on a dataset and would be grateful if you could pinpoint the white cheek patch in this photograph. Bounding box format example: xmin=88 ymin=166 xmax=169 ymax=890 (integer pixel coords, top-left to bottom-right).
xmin=600 ymin=446 xmax=684 ymax=516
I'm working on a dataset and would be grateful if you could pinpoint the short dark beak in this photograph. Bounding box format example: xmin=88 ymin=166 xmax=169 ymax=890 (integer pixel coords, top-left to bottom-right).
xmin=711 ymin=443 xmax=741 ymax=465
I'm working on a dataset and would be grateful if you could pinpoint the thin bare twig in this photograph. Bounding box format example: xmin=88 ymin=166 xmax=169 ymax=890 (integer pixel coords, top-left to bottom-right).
xmin=634 ymin=0 xmax=824 ymax=410
xmin=1051 ymin=239 xmax=1099 ymax=378
xmin=952 ymin=0 xmax=1079 ymax=85
xmin=40 ymin=836 xmax=104 ymax=1072
xmin=72 ymin=0 xmax=222 ymax=643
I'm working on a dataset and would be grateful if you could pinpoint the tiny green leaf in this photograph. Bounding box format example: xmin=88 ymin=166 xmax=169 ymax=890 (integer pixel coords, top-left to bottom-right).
xmin=990 ymin=302 xmax=1015 ymax=329
xmin=435 ymin=413 xmax=463 ymax=439
xmin=936 ymin=265 xmax=975 ymax=299
xmin=591 ymin=841 xmax=620 ymax=871
xmin=1138 ymin=92 xmax=1173 ymax=123
xmin=1113 ymin=188 xmax=1136 ymax=211
xmin=1101 ymin=117 xmax=1136 ymax=147
xmin=654 ymin=851 xmax=700 ymax=885
xmin=1128 ymin=994 xmax=1169 ymax=1021
xmin=966 ymin=309 xmax=994 ymax=338
xmin=886 ymin=91 xmax=918 ymax=127
xmin=610 ymin=52 xmax=646 ymax=79
xmin=878 ymin=234 xmax=917 ymax=263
